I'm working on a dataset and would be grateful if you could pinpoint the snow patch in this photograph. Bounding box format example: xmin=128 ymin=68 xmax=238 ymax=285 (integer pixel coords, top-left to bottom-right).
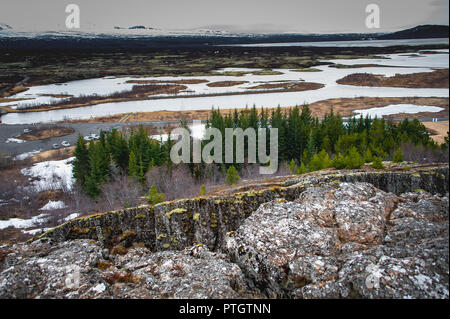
xmin=14 ymin=149 xmax=42 ymax=161
xmin=21 ymin=157 xmax=75 ymax=191
xmin=22 ymin=227 xmax=52 ymax=235
xmin=0 ymin=214 xmax=49 ymax=230
xmin=62 ymin=213 xmax=81 ymax=222
xmin=5 ymin=138 xmax=26 ymax=143
xmin=353 ymin=104 xmax=444 ymax=118
xmin=39 ymin=200 xmax=67 ymax=210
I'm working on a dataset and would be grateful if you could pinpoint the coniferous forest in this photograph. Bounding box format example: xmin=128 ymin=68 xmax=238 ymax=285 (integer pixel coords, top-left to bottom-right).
xmin=73 ymin=105 xmax=449 ymax=198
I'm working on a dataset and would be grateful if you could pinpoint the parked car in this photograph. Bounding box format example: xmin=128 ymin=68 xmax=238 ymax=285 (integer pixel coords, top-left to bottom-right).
xmin=52 ymin=143 xmax=59 ymax=149
xmin=83 ymin=136 xmax=92 ymax=141
xmin=91 ymin=134 xmax=100 ymax=140
xmin=61 ymin=141 xmax=70 ymax=147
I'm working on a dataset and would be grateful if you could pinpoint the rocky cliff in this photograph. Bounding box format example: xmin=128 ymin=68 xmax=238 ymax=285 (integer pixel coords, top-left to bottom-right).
xmin=0 ymin=164 xmax=448 ymax=298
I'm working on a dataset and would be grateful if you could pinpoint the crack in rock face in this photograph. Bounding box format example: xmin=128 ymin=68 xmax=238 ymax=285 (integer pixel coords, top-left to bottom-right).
xmin=225 ymin=182 xmax=449 ymax=298
xmin=0 ymin=178 xmax=448 ymax=299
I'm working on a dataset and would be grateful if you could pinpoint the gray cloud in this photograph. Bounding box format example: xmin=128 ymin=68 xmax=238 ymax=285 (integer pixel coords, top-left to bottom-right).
xmin=0 ymin=0 xmax=448 ymax=33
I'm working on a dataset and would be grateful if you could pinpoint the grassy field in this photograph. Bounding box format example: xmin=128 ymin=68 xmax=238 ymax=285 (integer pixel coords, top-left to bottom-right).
xmin=422 ymin=121 xmax=449 ymax=144
xmin=1 ymin=45 xmax=446 ymax=93
xmin=57 ymin=97 xmax=449 ymax=126
xmin=18 ymin=126 xmax=74 ymax=141
xmin=336 ymin=69 xmax=449 ymax=88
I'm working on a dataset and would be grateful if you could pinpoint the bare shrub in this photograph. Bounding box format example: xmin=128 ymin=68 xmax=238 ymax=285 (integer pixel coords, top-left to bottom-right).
xmin=401 ymin=143 xmax=449 ymax=163
xmin=100 ymin=174 xmax=142 ymax=210
xmin=146 ymin=164 xmax=199 ymax=201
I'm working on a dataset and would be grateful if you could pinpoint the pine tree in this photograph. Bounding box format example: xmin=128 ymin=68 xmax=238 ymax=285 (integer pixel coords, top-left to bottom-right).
xmin=372 ymin=156 xmax=384 ymax=169
xmin=305 ymin=134 xmax=316 ymax=162
xmin=344 ymin=147 xmax=364 ymax=169
xmin=364 ymin=148 xmax=373 ymax=163
xmin=332 ymin=153 xmax=346 ymax=169
xmin=109 ymin=131 xmax=129 ymax=172
xmin=128 ymin=151 xmax=139 ymax=178
xmin=308 ymin=153 xmax=321 ymax=172
xmin=84 ymin=174 xmax=101 ymax=198
xmin=138 ymin=156 xmax=146 ymax=184
xmin=199 ymin=184 xmax=206 ymax=196
xmin=225 ymin=165 xmax=240 ymax=185
xmin=296 ymin=162 xmax=308 ymax=174
xmin=73 ymin=135 xmax=90 ymax=188
xmin=144 ymin=185 xmax=165 ymax=205
xmin=318 ymin=149 xmax=331 ymax=169
xmin=322 ymin=135 xmax=331 ymax=153
xmin=392 ymin=147 xmax=404 ymax=163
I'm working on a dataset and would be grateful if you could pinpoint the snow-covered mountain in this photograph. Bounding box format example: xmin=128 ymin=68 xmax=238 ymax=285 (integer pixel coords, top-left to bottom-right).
xmin=0 ymin=23 xmax=234 ymax=39
xmin=0 ymin=23 xmax=13 ymax=31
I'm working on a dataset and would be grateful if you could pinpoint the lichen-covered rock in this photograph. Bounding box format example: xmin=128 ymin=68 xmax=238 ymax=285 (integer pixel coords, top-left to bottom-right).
xmin=31 ymin=165 xmax=448 ymax=252
xmin=0 ymin=240 xmax=104 ymax=298
xmin=1 ymin=166 xmax=448 ymax=299
xmin=0 ymin=240 xmax=261 ymax=299
xmin=225 ymin=182 xmax=449 ymax=299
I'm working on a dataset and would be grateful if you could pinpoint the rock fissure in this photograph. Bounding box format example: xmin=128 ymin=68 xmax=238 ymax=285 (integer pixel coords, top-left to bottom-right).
xmin=0 ymin=165 xmax=448 ymax=298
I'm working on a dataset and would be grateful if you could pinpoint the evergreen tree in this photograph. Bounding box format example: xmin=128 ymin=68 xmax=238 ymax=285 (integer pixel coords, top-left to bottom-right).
xmin=84 ymin=139 xmax=111 ymax=197
xmin=318 ymin=149 xmax=331 ymax=169
xmin=109 ymin=130 xmax=129 ymax=172
xmin=392 ymin=147 xmax=404 ymax=163
xmin=344 ymin=147 xmax=364 ymax=169
xmin=331 ymin=153 xmax=346 ymax=169
xmin=308 ymin=150 xmax=330 ymax=172
xmin=199 ymin=184 xmax=206 ymax=196
xmin=128 ymin=151 xmax=139 ymax=179
xmin=308 ymin=153 xmax=322 ymax=172
xmin=364 ymin=148 xmax=373 ymax=163
xmin=225 ymin=165 xmax=240 ymax=185
xmin=296 ymin=162 xmax=308 ymax=174
xmin=72 ymin=135 xmax=90 ymax=189
xmin=322 ymin=135 xmax=331 ymax=153
xmin=372 ymin=156 xmax=384 ymax=169
xmin=144 ymin=185 xmax=165 ymax=205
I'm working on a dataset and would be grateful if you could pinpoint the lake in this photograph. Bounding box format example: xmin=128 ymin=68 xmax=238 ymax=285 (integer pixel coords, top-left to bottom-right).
xmin=1 ymin=49 xmax=448 ymax=124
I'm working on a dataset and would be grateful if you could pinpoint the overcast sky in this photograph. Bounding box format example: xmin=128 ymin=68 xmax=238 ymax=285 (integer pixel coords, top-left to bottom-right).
xmin=0 ymin=0 xmax=448 ymax=33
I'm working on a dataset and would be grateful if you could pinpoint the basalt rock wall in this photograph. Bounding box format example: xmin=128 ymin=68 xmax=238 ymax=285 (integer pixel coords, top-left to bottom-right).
xmin=33 ymin=166 xmax=449 ymax=252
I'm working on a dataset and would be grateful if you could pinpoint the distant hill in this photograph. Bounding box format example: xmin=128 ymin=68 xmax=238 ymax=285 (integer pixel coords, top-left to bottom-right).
xmin=378 ymin=25 xmax=449 ymax=39
xmin=0 ymin=24 xmax=447 ymax=50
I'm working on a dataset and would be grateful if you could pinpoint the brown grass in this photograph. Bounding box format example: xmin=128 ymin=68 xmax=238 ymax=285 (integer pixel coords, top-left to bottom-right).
xmin=308 ymin=97 xmax=449 ymax=118
xmin=38 ymin=93 xmax=74 ymax=98
xmin=103 ymin=271 xmax=138 ymax=284
xmin=206 ymin=81 xmax=248 ymax=87
xmin=96 ymin=261 xmax=113 ymax=270
xmin=126 ymin=79 xmax=208 ymax=85
xmin=2 ymin=85 xmax=29 ymax=97
xmin=57 ymin=97 xmax=449 ymax=124
xmin=0 ymin=97 xmax=32 ymax=103
xmin=18 ymin=127 xmax=74 ymax=141
xmin=29 ymin=146 xmax=75 ymax=163
xmin=336 ymin=69 xmax=449 ymax=88
xmin=37 ymin=190 xmax=64 ymax=207
xmin=4 ymin=84 xmax=187 ymax=113
xmin=246 ymin=81 xmax=323 ymax=91
xmin=422 ymin=121 xmax=449 ymax=144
